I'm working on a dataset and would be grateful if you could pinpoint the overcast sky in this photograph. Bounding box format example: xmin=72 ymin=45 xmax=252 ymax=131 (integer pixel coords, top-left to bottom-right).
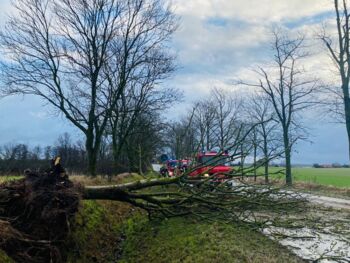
xmin=0 ymin=0 xmax=347 ymax=164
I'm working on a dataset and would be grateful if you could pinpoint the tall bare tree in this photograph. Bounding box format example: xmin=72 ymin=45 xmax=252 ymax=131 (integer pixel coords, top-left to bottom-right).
xmin=193 ymin=99 xmax=217 ymax=151
xmin=320 ymin=0 xmax=350 ymax=163
xmin=241 ymin=31 xmax=317 ymax=185
xmin=109 ymin=86 xmax=179 ymax=170
xmin=246 ymin=94 xmax=282 ymax=183
xmin=0 ymin=0 xmax=177 ymax=175
xmin=211 ymin=87 xmax=242 ymax=151
xmin=165 ymin=109 xmax=197 ymax=159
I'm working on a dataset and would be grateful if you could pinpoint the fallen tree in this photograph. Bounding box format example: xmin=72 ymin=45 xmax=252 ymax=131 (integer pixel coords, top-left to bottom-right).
xmin=83 ymin=175 xmax=304 ymax=221
xmin=0 ymin=154 xmax=306 ymax=263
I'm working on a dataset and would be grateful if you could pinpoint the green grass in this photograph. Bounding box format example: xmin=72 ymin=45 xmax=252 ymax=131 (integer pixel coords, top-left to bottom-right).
xmin=268 ymin=167 xmax=350 ymax=188
xmin=67 ymin=199 xmax=136 ymax=263
xmin=67 ymin=201 xmax=304 ymax=263
xmin=0 ymin=176 xmax=23 ymax=184
xmin=119 ymin=217 xmax=303 ymax=263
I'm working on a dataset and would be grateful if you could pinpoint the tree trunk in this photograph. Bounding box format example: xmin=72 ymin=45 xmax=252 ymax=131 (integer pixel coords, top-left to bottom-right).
xmin=253 ymin=129 xmax=257 ymax=181
xmin=86 ymin=149 xmax=97 ymax=176
xmin=206 ymin=128 xmax=210 ymax=151
xmin=126 ymin=141 xmax=136 ymax=173
xmin=138 ymin=143 xmax=143 ymax=175
xmin=85 ymin=129 xmax=101 ymax=176
xmin=347 ymin=127 xmax=350 ymax=165
xmin=240 ymin=144 xmax=244 ymax=179
xmin=344 ymin=95 xmax=350 ymax=164
xmin=112 ymin=131 xmax=123 ymax=172
xmin=86 ymin=135 xmax=95 ymax=176
xmin=83 ymin=177 xmax=180 ymax=200
xmin=284 ymin=147 xmax=292 ymax=186
xmin=263 ymin=136 xmax=269 ymax=183
xmin=283 ymin=128 xmax=292 ymax=186
xmin=264 ymin=146 xmax=270 ymax=184
xmin=264 ymin=161 xmax=269 ymax=184
xmin=253 ymin=144 xmax=257 ymax=182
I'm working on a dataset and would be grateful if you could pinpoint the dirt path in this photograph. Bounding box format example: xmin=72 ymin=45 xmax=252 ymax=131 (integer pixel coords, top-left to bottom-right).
xmin=266 ymin=192 xmax=350 ymax=262
xmin=302 ymin=193 xmax=350 ymax=210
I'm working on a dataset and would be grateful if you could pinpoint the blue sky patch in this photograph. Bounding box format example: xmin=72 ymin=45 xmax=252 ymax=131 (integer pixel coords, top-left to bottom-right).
xmin=205 ymin=17 xmax=229 ymax=27
xmin=284 ymin=11 xmax=333 ymax=29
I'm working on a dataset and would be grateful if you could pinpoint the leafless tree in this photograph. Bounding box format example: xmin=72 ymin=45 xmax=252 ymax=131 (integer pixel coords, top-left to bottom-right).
xmin=246 ymin=94 xmax=282 ymax=183
xmin=0 ymin=0 xmax=177 ymax=175
xmin=104 ymin=0 xmax=178 ymax=170
xmin=188 ymin=89 xmax=251 ymax=170
xmin=124 ymin=112 xmax=165 ymax=174
xmin=240 ymin=30 xmax=318 ymax=185
xmin=211 ymin=87 xmax=242 ymax=151
xmin=319 ymin=0 xmax=350 ymax=163
xmin=193 ymin=99 xmax=217 ymax=151
xmin=31 ymin=146 xmax=42 ymax=160
xmin=109 ymin=86 xmax=180 ymax=170
xmin=165 ymin=109 xmax=198 ymax=159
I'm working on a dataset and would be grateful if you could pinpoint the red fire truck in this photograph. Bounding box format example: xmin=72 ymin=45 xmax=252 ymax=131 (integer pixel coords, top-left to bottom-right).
xmin=188 ymin=151 xmax=232 ymax=180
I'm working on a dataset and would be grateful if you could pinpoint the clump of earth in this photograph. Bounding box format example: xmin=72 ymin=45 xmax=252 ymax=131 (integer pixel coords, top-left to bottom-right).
xmin=0 ymin=160 xmax=80 ymax=263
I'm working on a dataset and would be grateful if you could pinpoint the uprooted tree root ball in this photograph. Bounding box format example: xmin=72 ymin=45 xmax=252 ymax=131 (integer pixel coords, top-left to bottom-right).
xmin=0 ymin=169 xmax=80 ymax=263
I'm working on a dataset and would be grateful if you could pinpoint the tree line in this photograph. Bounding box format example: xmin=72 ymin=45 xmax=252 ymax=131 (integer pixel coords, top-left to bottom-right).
xmin=166 ymin=30 xmax=315 ymax=185
xmin=0 ymin=125 xmax=165 ymax=175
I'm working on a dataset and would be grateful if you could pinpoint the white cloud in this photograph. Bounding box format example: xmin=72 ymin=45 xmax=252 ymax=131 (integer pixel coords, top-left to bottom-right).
xmin=171 ymin=5 xmax=333 ymax=90
xmin=0 ymin=0 xmax=14 ymax=25
xmin=173 ymin=0 xmax=331 ymax=23
xmin=170 ymin=1 xmax=337 ymax=99
xmin=175 ymin=15 xmax=270 ymax=60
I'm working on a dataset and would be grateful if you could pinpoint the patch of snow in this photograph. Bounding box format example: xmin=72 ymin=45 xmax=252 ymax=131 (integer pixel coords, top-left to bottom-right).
xmin=264 ymin=226 xmax=350 ymax=262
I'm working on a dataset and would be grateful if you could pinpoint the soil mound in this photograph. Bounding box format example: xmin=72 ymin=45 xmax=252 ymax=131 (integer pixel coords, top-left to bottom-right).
xmin=0 ymin=158 xmax=80 ymax=263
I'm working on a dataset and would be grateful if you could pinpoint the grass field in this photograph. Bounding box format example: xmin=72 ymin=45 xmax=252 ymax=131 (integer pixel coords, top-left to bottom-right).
xmin=269 ymin=167 xmax=350 ymax=188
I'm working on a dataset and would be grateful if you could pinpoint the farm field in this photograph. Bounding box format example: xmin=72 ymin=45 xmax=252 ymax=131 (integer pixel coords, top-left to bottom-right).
xmin=269 ymin=167 xmax=350 ymax=188
xmin=2 ymin=167 xmax=350 ymax=188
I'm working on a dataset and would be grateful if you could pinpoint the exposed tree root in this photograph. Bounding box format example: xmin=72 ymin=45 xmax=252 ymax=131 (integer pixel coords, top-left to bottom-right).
xmin=0 ymin=164 xmax=80 ymax=263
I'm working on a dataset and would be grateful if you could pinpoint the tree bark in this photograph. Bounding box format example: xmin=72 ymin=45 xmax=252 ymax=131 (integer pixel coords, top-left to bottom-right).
xmin=240 ymin=144 xmax=244 ymax=179
xmin=206 ymin=127 xmax=210 ymax=151
xmin=283 ymin=130 xmax=292 ymax=186
xmin=86 ymin=135 xmax=95 ymax=176
xmin=253 ymin=129 xmax=257 ymax=182
xmin=138 ymin=143 xmax=143 ymax=175
xmin=86 ymin=146 xmax=98 ymax=176
xmin=344 ymin=93 xmax=350 ymax=164
xmin=253 ymin=144 xmax=257 ymax=182
xmin=264 ymin=161 xmax=269 ymax=184
xmin=85 ymin=129 xmax=102 ymax=176
xmin=264 ymin=143 xmax=269 ymax=183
